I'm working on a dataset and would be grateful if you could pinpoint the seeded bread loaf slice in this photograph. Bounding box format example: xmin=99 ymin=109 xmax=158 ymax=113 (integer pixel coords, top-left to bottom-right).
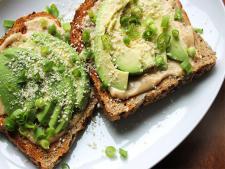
xmin=71 ymin=0 xmax=216 ymax=121
xmin=0 ymin=12 xmax=98 ymax=169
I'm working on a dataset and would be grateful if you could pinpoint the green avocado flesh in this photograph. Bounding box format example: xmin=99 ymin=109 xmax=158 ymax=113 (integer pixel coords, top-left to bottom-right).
xmin=90 ymin=0 xmax=194 ymax=90
xmin=94 ymin=0 xmax=130 ymax=90
xmin=1 ymin=32 xmax=90 ymax=149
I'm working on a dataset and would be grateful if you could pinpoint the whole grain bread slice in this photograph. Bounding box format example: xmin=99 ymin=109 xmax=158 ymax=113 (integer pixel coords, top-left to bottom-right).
xmin=0 ymin=12 xmax=98 ymax=169
xmin=71 ymin=0 xmax=216 ymax=121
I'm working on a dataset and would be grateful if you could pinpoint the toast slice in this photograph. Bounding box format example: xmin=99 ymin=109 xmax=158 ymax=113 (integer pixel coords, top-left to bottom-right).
xmin=0 ymin=12 xmax=98 ymax=169
xmin=71 ymin=0 xmax=216 ymax=121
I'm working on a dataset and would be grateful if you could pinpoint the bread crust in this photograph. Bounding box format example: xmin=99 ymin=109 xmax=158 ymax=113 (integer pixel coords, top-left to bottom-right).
xmin=0 ymin=12 xmax=98 ymax=169
xmin=71 ymin=0 xmax=216 ymax=121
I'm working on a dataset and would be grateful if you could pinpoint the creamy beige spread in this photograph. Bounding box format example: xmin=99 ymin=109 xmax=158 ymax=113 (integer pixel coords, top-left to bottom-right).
xmin=0 ymin=17 xmax=63 ymax=52
xmin=110 ymin=61 xmax=183 ymax=99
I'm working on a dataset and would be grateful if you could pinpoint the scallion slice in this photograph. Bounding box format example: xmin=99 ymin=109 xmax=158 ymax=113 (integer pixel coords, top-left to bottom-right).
xmin=187 ymin=47 xmax=196 ymax=58
xmin=172 ymin=29 xmax=179 ymax=40
xmin=174 ymin=8 xmax=183 ymax=21
xmin=194 ymin=28 xmax=203 ymax=34
xmin=119 ymin=148 xmax=128 ymax=159
xmin=3 ymin=20 xmax=15 ymax=29
xmin=105 ymin=146 xmax=116 ymax=158
xmin=62 ymin=22 xmax=71 ymax=32
xmin=161 ymin=15 xmax=170 ymax=30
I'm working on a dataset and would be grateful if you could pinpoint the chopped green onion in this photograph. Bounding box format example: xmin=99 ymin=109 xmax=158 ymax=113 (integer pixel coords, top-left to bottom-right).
xmin=25 ymin=123 xmax=36 ymax=129
xmin=64 ymin=32 xmax=71 ymax=44
xmin=155 ymin=55 xmax=168 ymax=70
xmin=3 ymin=20 xmax=15 ymax=29
xmin=46 ymin=3 xmax=59 ymax=18
xmin=43 ymin=60 xmax=54 ymax=73
xmin=144 ymin=18 xmax=154 ymax=27
xmin=194 ymin=28 xmax=203 ymax=34
xmin=131 ymin=6 xmax=143 ymax=19
xmin=119 ymin=148 xmax=128 ymax=159
xmin=17 ymin=70 xmax=27 ymax=85
xmin=187 ymin=47 xmax=196 ymax=58
xmin=174 ymin=8 xmax=183 ymax=21
xmin=61 ymin=162 xmax=70 ymax=169
xmin=123 ymin=36 xmax=131 ymax=46
xmin=46 ymin=128 xmax=55 ymax=138
xmin=161 ymin=15 xmax=170 ymax=30
xmin=4 ymin=117 xmax=16 ymax=132
xmin=56 ymin=31 xmax=63 ymax=39
xmin=120 ymin=16 xmax=130 ymax=27
xmin=72 ymin=68 xmax=81 ymax=78
xmin=71 ymin=53 xmax=79 ymax=63
xmin=105 ymin=146 xmax=116 ymax=158
xmin=172 ymin=29 xmax=179 ymax=40
xmin=101 ymin=34 xmax=113 ymax=51
xmin=57 ymin=65 xmax=66 ymax=73
xmin=88 ymin=10 xmax=97 ymax=24
xmin=18 ymin=127 xmax=28 ymax=136
xmin=157 ymin=33 xmax=171 ymax=51
xmin=82 ymin=30 xmax=91 ymax=46
xmin=62 ymin=22 xmax=71 ymax=32
xmin=181 ymin=60 xmax=192 ymax=74
xmin=84 ymin=48 xmax=94 ymax=59
xmin=128 ymin=15 xmax=141 ymax=25
xmin=34 ymin=127 xmax=46 ymax=140
xmin=125 ymin=24 xmax=140 ymax=40
xmin=35 ymin=98 xmax=45 ymax=109
xmin=11 ymin=109 xmax=27 ymax=125
xmin=143 ymin=24 xmax=157 ymax=41
xmin=39 ymin=139 xmax=50 ymax=150
xmin=40 ymin=19 xmax=48 ymax=29
xmin=40 ymin=46 xmax=50 ymax=57
xmin=48 ymin=24 xmax=57 ymax=35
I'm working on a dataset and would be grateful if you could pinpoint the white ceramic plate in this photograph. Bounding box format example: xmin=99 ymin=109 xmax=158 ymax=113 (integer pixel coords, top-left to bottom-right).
xmin=0 ymin=0 xmax=225 ymax=169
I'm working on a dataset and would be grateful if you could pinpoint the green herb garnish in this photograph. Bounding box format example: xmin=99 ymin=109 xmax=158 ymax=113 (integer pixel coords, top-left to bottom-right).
xmin=194 ymin=28 xmax=203 ymax=34
xmin=62 ymin=22 xmax=71 ymax=32
xmin=187 ymin=47 xmax=196 ymax=58
xmin=61 ymin=162 xmax=70 ymax=169
xmin=105 ymin=146 xmax=116 ymax=158
xmin=161 ymin=15 xmax=170 ymax=30
xmin=3 ymin=20 xmax=15 ymax=29
xmin=82 ymin=30 xmax=91 ymax=46
xmin=172 ymin=29 xmax=179 ymax=40
xmin=174 ymin=8 xmax=183 ymax=21
xmin=119 ymin=148 xmax=128 ymax=159
xmin=46 ymin=3 xmax=59 ymax=18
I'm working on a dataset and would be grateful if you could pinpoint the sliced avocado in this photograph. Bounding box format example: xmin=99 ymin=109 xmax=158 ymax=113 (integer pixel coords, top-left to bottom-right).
xmin=94 ymin=0 xmax=131 ymax=90
xmin=94 ymin=36 xmax=129 ymax=90
xmin=0 ymin=51 xmax=21 ymax=113
xmin=168 ymin=38 xmax=192 ymax=73
xmin=115 ymin=44 xmax=156 ymax=74
xmin=168 ymin=38 xmax=189 ymax=62
xmin=95 ymin=0 xmax=131 ymax=34
xmin=30 ymin=32 xmax=90 ymax=109
xmin=115 ymin=49 xmax=143 ymax=74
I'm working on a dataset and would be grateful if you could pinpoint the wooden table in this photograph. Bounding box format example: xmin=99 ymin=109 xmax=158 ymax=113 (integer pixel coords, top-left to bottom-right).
xmin=154 ymin=80 xmax=225 ymax=168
